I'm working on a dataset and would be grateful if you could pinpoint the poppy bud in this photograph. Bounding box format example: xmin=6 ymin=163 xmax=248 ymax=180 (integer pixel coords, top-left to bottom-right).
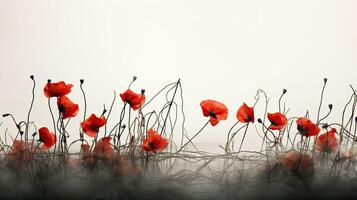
xmin=328 ymin=104 xmax=333 ymax=110
xmin=322 ymin=124 xmax=329 ymax=129
xmin=32 ymin=132 xmax=37 ymax=137
xmin=80 ymin=79 xmax=84 ymax=84
xmin=141 ymin=89 xmax=145 ymax=94
xmin=30 ymin=75 xmax=34 ymax=80
xmin=102 ymin=109 xmax=107 ymax=116
xmin=283 ymin=89 xmax=287 ymax=94
xmin=133 ymin=76 xmax=137 ymax=81
xmin=355 ymin=116 xmax=357 ymax=122
xmin=257 ymin=118 xmax=263 ymax=123
xmin=20 ymin=131 xmax=24 ymax=135
xmin=121 ymin=125 xmax=126 ymax=129
xmin=2 ymin=113 xmax=10 ymax=117
xmin=324 ymin=78 xmax=328 ymax=83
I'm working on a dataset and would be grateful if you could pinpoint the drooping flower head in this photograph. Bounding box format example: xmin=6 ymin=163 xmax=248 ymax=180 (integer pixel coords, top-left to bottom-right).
xmin=200 ymin=99 xmax=228 ymax=126
xmin=120 ymin=89 xmax=146 ymax=110
xmin=38 ymin=127 xmax=56 ymax=150
xmin=57 ymin=96 xmax=79 ymax=119
xmin=93 ymin=137 xmax=113 ymax=161
xmin=142 ymin=129 xmax=169 ymax=154
xmin=296 ymin=117 xmax=320 ymax=137
xmin=44 ymin=81 xmax=73 ymax=98
xmin=267 ymin=112 xmax=288 ymax=130
xmin=236 ymin=103 xmax=254 ymax=123
xmin=81 ymin=114 xmax=107 ymax=137
xmin=315 ymin=128 xmax=338 ymax=153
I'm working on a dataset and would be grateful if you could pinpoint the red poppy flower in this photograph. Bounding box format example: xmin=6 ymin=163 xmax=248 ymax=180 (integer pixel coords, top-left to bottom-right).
xmin=281 ymin=151 xmax=312 ymax=172
xmin=38 ymin=127 xmax=56 ymax=150
xmin=296 ymin=117 xmax=320 ymax=137
xmin=236 ymin=103 xmax=254 ymax=123
xmin=120 ymin=89 xmax=145 ymax=110
xmin=44 ymin=81 xmax=73 ymax=98
xmin=142 ymin=129 xmax=169 ymax=154
xmin=81 ymin=114 xmax=107 ymax=137
xmin=93 ymin=137 xmax=113 ymax=161
xmin=200 ymin=100 xmax=228 ymax=126
xmin=8 ymin=140 xmax=33 ymax=161
xmin=267 ymin=112 xmax=288 ymax=130
xmin=57 ymin=96 xmax=79 ymax=119
xmin=315 ymin=128 xmax=338 ymax=153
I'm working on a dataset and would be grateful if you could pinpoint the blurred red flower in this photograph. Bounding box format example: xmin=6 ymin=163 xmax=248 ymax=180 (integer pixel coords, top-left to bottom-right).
xmin=93 ymin=137 xmax=113 ymax=161
xmin=81 ymin=144 xmax=91 ymax=159
xmin=8 ymin=140 xmax=33 ymax=161
xmin=38 ymin=127 xmax=56 ymax=150
xmin=267 ymin=112 xmax=288 ymax=130
xmin=57 ymin=96 xmax=79 ymax=119
xmin=142 ymin=129 xmax=168 ymax=154
xmin=81 ymin=114 xmax=107 ymax=137
xmin=44 ymin=81 xmax=73 ymax=98
xmin=296 ymin=117 xmax=320 ymax=137
xmin=236 ymin=103 xmax=254 ymax=123
xmin=315 ymin=128 xmax=338 ymax=153
xmin=120 ymin=89 xmax=145 ymax=110
xmin=281 ymin=151 xmax=312 ymax=172
xmin=200 ymin=99 xmax=228 ymax=126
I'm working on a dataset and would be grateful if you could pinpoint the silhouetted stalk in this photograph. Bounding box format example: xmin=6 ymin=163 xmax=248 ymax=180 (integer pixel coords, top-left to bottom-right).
xmin=279 ymin=89 xmax=287 ymax=113
xmin=318 ymin=104 xmax=333 ymax=124
xmin=225 ymin=121 xmax=239 ymax=153
xmin=160 ymin=79 xmax=180 ymax=136
xmin=316 ymin=78 xmax=328 ymax=123
xmin=104 ymin=91 xmax=116 ymax=137
xmin=237 ymin=123 xmax=250 ymax=155
xmin=25 ymin=75 xmax=35 ymax=142
xmin=177 ymin=120 xmax=210 ymax=153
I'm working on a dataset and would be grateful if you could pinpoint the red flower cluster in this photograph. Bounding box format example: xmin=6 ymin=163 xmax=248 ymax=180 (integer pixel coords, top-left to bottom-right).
xmin=142 ymin=129 xmax=169 ymax=154
xmin=315 ymin=128 xmax=339 ymax=153
xmin=120 ymin=89 xmax=146 ymax=110
xmin=81 ymin=114 xmax=107 ymax=137
xmin=200 ymin=100 xmax=228 ymax=126
xmin=44 ymin=81 xmax=79 ymax=119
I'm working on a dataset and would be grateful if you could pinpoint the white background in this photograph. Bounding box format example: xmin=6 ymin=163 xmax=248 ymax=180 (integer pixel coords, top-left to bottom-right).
xmin=0 ymin=0 xmax=356 ymax=151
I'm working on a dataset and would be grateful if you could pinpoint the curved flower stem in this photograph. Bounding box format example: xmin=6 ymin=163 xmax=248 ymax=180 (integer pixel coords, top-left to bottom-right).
xmin=104 ymin=91 xmax=116 ymax=137
xmin=237 ymin=123 xmax=250 ymax=155
xmin=141 ymin=82 xmax=177 ymax=110
xmin=177 ymin=120 xmax=210 ymax=153
xmin=278 ymin=89 xmax=287 ymax=113
xmin=318 ymin=105 xmax=333 ymax=124
xmin=48 ymin=98 xmax=58 ymax=162
xmin=25 ymin=75 xmax=36 ymax=142
xmin=225 ymin=121 xmax=239 ymax=152
xmin=228 ymin=124 xmax=248 ymax=150
xmin=316 ymin=78 xmax=327 ymax=123
xmin=160 ymin=79 xmax=180 ymax=136
xmin=79 ymin=80 xmax=87 ymax=140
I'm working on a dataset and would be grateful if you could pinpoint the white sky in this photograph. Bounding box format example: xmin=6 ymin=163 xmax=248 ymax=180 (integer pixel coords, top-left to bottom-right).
xmin=0 ymin=0 xmax=356 ymax=151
